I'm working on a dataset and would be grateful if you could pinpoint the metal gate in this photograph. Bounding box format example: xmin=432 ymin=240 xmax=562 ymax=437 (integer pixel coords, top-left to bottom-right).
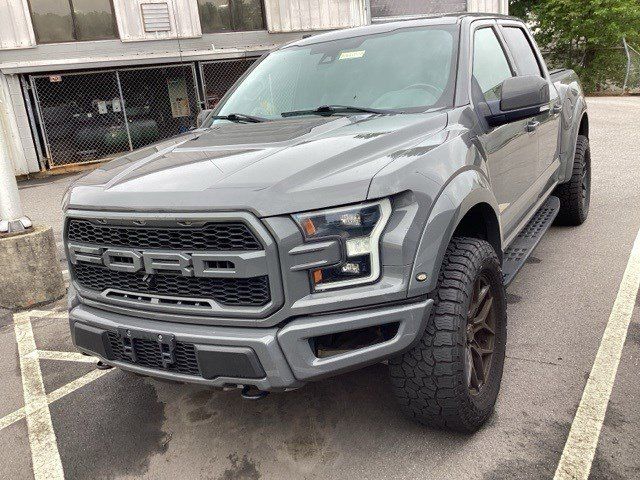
xmin=30 ymin=64 xmax=200 ymax=167
xmin=200 ymin=58 xmax=257 ymax=109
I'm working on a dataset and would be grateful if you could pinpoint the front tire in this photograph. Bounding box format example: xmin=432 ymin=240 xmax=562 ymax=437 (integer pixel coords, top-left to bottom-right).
xmin=554 ymin=134 xmax=591 ymax=226
xmin=389 ymin=237 xmax=507 ymax=432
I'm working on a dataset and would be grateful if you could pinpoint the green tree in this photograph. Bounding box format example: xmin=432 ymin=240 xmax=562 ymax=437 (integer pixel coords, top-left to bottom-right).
xmin=510 ymin=0 xmax=640 ymax=92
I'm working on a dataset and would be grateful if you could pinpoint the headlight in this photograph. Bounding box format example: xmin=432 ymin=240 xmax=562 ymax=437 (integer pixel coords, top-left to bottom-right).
xmin=292 ymin=199 xmax=392 ymax=291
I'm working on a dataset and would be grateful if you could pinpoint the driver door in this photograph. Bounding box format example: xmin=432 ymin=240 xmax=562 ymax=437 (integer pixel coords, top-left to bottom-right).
xmin=472 ymin=25 xmax=539 ymax=241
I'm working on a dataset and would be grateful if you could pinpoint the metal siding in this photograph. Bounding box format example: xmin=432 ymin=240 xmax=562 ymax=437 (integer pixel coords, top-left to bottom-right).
xmin=370 ymin=0 xmax=466 ymax=18
xmin=467 ymin=0 xmax=508 ymax=14
xmin=0 ymin=73 xmax=38 ymax=174
xmin=112 ymin=0 xmax=201 ymax=42
xmin=264 ymin=0 xmax=366 ymax=32
xmin=0 ymin=30 xmax=310 ymax=74
xmin=0 ymin=0 xmax=36 ymax=50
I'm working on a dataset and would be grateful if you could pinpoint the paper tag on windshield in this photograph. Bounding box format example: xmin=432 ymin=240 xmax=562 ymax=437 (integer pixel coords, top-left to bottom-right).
xmin=339 ymin=50 xmax=365 ymax=60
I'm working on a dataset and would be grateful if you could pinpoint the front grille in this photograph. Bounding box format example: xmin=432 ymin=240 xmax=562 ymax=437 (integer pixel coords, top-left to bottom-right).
xmin=73 ymin=263 xmax=271 ymax=306
xmin=106 ymin=332 xmax=200 ymax=376
xmin=67 ymin=219 xmax=262 ymax=251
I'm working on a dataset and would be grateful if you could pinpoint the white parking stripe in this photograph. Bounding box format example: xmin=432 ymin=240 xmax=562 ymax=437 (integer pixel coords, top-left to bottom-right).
xmin=47 ymin=369 xmax=112 ymax=403
xmin=0 ymin=361 xmax=113 ymax=432
xmin=38 ymin=350 xmax=97 ymax=363
xmin=554 ymin=227 xmax=640 ymax=480
xmin=14 ymin=315 xmax=65 ymax=480
xmin=0 ymin=407 xmax=26 ymax=431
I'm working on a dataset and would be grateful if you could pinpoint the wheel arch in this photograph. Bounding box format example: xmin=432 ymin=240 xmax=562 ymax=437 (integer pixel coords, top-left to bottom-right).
xmin=559 ymin=102 xmax=589 ymax=183
xmin=453 ymin=202 xmax=502 ymax=264
xmin=408 ymin=169 xmax=502 ymax=296
xmin=578 ymin=112 xmax=589 ymax=138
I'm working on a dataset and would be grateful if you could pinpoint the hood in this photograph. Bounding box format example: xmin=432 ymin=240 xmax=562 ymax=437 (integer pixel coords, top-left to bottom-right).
xmin=68 ymin=112 xmax=448 ymax=217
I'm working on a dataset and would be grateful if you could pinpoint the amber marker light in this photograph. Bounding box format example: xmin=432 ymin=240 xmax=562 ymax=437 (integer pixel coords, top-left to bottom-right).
xmin=312 ymin=269 xmax=323 ymax=285
xmin=303 ymin=218 xmax=317 ymax=236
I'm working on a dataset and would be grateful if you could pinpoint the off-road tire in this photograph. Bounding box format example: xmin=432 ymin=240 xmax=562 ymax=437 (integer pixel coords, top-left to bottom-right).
xmin=554 ymin=135 xmax=591 ymax=226
xmin=389 ymin=237 xmax=507 ymax=432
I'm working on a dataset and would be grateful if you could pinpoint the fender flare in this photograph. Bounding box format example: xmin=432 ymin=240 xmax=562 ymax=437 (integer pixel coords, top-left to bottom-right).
xmin=407 ymin=168 xmax=501 ymax=295
xmin=560 ymin=98 xmax=588 ymax=183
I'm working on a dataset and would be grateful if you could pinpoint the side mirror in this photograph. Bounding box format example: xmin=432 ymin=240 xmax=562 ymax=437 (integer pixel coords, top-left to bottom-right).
xmin=196 ymin=109 xmax=213 ymax=128
xmin=486 ymin=76 xmax=550 ymax=127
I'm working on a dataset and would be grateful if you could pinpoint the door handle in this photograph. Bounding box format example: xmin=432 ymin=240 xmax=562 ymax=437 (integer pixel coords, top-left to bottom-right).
xmin=526 ymin=120 xmax=540 ymax=132
xmin=551 ymin=103 xmax=563 ymax=114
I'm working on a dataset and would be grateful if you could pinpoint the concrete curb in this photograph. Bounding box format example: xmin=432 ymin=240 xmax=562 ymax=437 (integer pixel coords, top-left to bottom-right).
xmin=0 ymin=225 xmax=66 ymax=310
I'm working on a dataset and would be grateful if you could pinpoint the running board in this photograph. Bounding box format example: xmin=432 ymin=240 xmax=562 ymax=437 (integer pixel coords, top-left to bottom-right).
xmin=502 ymin=196 xmax=560 ymax=286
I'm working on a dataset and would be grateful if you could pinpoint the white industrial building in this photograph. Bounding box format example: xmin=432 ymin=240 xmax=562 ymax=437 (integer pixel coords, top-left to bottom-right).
xmin=0 ymin=0 xmax=507 ymax=176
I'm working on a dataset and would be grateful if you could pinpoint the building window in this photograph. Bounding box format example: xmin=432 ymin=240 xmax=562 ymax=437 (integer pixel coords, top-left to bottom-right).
xmin=197 ymin=0 xmax=264 ymax=33
xmin=28 ymin=0 xmax=118 ymax=44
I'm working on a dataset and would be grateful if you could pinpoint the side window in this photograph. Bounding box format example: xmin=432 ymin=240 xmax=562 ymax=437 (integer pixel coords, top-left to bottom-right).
xmin=502 ymin=27 xmax=543 ymax=77
xmin=473 ymin=28 xmax=513 ymax=102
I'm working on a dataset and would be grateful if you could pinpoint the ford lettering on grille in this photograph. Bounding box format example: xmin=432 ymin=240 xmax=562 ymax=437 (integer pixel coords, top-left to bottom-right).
xmin=67 ymin=243 xmax=267 ymax=278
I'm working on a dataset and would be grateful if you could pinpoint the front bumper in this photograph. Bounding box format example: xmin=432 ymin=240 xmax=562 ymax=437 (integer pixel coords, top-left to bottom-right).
xmin=70 ymin=298 xmax=432 ymax=391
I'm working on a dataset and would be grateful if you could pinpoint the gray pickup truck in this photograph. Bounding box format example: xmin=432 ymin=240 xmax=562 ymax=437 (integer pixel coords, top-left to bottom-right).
xmin=63 ymin=13 xmax=590 ymax=432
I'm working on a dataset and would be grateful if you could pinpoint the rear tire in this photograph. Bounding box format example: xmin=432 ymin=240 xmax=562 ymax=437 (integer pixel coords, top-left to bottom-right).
xmin=389 ymin=237 xmax=507 ymax=432
xmin=554 ymin=134 xmax=591 ymax=226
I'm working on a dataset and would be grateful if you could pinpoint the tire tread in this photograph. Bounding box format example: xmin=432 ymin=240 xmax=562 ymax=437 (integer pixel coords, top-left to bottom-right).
xmin=389 ymin=237 xmax=506 ymax=432
xmin=554 ymin=135 xmax=590 ymax=225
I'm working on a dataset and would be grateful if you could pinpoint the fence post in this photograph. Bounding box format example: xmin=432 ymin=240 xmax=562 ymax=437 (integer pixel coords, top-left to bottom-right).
xmin=623 ymin=37 xmax=631 ymax=93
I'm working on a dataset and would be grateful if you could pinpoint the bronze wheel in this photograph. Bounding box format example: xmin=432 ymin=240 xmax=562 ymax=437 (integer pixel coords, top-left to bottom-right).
xmin=389 ymin=237 xmax=507 ymax=432
xmin=465 ymin=274 xmax=496 ymax=396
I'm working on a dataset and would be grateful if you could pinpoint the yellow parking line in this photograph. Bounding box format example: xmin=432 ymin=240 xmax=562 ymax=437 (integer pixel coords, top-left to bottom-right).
xmin=554 ymin=227 xmax=640 ymax=480
xmin=14 ymin=314 xmax=65 ymax=480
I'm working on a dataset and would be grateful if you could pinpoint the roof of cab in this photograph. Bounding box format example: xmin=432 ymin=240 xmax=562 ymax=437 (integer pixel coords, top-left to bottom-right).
xmin=283 ymin=12 xmax=521 ymax=49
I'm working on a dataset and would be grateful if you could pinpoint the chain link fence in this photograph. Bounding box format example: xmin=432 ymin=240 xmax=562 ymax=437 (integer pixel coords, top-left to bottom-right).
xmin=31 ymin=64 xmax=200 ymax=167
xmin=540 ymin=38 xmax=640 ymax=94
xmin=200 ymin=58 xmax=257 ymax=109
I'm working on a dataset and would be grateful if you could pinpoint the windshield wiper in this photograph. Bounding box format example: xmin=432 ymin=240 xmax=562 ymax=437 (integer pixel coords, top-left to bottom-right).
xmin=209 ymin=113 xmax=268 ymax=123
xmin=281 ymin=104 xmax=398 ymax=118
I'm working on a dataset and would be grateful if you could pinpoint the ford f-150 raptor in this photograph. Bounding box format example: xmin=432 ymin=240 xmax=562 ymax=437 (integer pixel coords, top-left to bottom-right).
xmin=63 ymin=13 xmax=590 ymax=432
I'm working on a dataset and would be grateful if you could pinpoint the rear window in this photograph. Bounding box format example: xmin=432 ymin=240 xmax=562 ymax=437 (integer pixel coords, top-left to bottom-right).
xmin=502 ymin=27 xmax=543 ymax=77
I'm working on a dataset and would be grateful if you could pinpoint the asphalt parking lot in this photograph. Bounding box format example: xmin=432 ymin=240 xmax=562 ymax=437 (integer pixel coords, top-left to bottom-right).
xmin=1 ymin=96 xmax=639 ymax=480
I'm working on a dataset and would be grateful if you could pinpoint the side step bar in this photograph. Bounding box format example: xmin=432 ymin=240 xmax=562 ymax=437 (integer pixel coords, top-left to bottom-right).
xmin=502 ymin=195 xmax=560 ymax=286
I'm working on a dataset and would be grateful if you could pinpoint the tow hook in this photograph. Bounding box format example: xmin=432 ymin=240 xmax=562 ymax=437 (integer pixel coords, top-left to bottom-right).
xmin=241 ymin=385 xmax=269 ymax=400
xmin=96 ymin=360 xmax=113 ymax=370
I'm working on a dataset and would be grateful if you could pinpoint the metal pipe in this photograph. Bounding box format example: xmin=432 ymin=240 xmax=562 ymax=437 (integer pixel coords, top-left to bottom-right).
xmin=115 ymin=71 xmax=134 ymax=152
xmin=0 ymin=74 xmax=31 ymax=234
xmin=623 ymin=37 xmax=631 ymax=93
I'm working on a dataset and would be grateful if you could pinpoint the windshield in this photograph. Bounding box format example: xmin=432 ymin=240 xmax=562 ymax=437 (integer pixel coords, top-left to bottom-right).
xmin=214 ymin=25 xmax=458 ymax=120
